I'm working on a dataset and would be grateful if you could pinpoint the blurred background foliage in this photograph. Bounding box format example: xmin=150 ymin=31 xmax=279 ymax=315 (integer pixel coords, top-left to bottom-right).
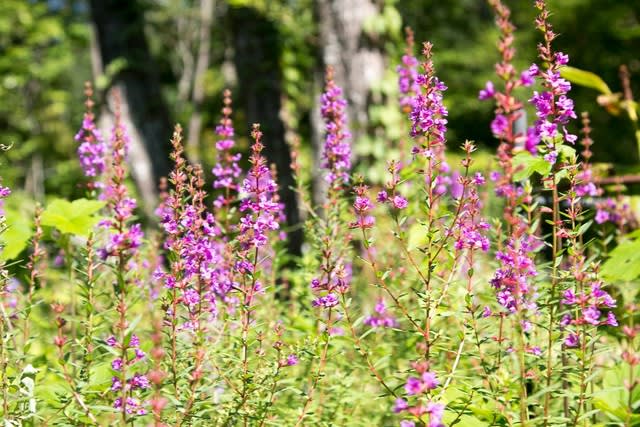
xmin=1 ymin=0 xmax=639 ymax=208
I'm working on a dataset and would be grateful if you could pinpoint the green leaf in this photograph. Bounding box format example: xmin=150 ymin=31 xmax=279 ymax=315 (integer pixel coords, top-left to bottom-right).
xmin=41 ymin=198 xmax=105 ymax=236
xmin=512 ymin=151 xmax=552 ymax=181
xmin=557 ymin=144 xmax=576 ymax=161
xmin=560 ymin=66 xmax=612 ymax=95
xmin=601 ymin=235 xmax=640 ymax=281
xmin=0 ymin=206 xmax=33 ymax=261
xmin=407 ymin=222 xmax=427 ymax=250
xmin=382 ymin=5 xmax=402 ymax=35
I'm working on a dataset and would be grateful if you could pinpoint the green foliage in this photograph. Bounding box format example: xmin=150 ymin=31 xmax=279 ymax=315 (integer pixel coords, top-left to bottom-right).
xmin=41 ymin=198 xmax=105 ymax=236
xmin=601 ymin=229 xmax=640 ymax=282
xmin=593 ymin=364 xmax=640 ymax=425
xmin=561 ymin=66 xmax=612 ymax=95
xmin=512 ymin=151 xmax=552 ymax=181
xmin=0 ymin=205 xmax=33 ymax=261
xmin=0 ymin=0 xmax=91 ymax=198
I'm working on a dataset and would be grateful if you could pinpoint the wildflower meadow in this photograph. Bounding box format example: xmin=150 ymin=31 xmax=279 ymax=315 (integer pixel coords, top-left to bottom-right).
xmin=1 ymin=0 xmax=639 ymax=426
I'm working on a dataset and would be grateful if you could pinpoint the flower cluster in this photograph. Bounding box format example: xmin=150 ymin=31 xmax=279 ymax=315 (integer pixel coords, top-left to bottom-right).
xmin=527 ymin=2 xmax=578 ymax=162
xmin=574 ymin=169 xmax=599 ymax=198
xmin=157 ymin=126 xmax=230 ymax=326
xmin=561 ymin=279 xmax=617 ymax=347
xmin=310 ymin=263 xmax=351 ymax=309
xmin=594 ymin=197 xmax=633 ymax=228
xmin=397 ymin=28 xmax=420 ymax=113
xmin=480 ymin=0 xmax=539 ymax=226
xmin=394 ymin=362 xmax=445 ymax=427
xmin=320 ymin=67 xmax=352 ymax=187
xmin=98 ymin=94 xmax=147 ymax=418
xmin=364 ymin=298 xmax=397 ymax=328
xmin=98 ymin=105 xmax=143 ymax=260
xmin=376 ymin=161 xmax=410 ymax=209
xmin=75 ymin=83 xmax=107 ymax=185
xmin=212 ymin=89 xmax=242 ymax=210
xmin=238 ymin=124 xmax=281 ymax=250
xmin=490 ymin=234 xmax=539 ymax=315
xmin=349 ymin=185 xmax=375 ymax=230
xmin=450 ymin=144 xmax=491 ymax=253
xmin=108 ymin=332 xmax=149 ymax=415
xmin=409 ymin=42 xmax=448 ymax=152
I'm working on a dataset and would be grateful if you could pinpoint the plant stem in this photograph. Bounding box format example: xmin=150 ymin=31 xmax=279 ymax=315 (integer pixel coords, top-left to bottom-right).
xmin=543 ymin=183 xmax=560 ymax=425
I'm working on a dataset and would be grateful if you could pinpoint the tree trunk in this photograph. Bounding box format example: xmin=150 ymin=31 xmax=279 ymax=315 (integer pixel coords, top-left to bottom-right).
xmin=89 ymin=0 xmax=172 ymax=215
xmin=228 ymin=6 xmax=302 ymax=257
xmin=311 ymin=0 xmax=386 ymax=204
xmin=186 ymin=0 xmax=216 ymax=163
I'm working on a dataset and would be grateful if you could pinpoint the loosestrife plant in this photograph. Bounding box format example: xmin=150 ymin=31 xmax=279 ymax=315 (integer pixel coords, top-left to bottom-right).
xmin=0 ymin=1 xmax=632 ymax=425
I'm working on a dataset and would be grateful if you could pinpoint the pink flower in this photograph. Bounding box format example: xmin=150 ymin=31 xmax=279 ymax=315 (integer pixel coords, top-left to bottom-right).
xmin=478 ymin=81 xmax=495 ymax=100
xmin=565 ymin=333 xmax=579 ymax=347
xmin=392 ymin=195 xmax=408 ymax=210
xmin=287 ymin=354 xmax=299 ymax=366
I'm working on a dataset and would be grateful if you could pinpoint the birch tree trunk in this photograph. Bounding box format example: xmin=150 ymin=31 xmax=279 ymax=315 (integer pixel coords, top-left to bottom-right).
xmin=311 ymin=0 xmax=386 ymax=204
xmin=89 ymin=0 xmax=172 ymax=215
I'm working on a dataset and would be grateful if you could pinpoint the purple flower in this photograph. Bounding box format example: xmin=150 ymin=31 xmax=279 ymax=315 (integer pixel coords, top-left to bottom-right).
xmin=350 ymin=185 xmax=376 ymax=230
xmin=421 ymin=371 xmax=439 ymax=390
xmin=212 ymin=90 xmax=241 ymax=206
xmin=491 ymin=114 xmax=509 ymax=138
xmin=400 ymin=421 xmax=415 ymax=427
xmin=75 ymin=89 xmax=107 ymax=183
xmin=583 ymin=306 xmax=601 ymax=325
xmin=452 ymin=178 xmax=490 ymax=253
xmin=364 ymin=298 xmax=398 ymax=328
xmin=398 ymin=50 xmax=420 ymax=111
xmin=129 ymin=373 xmax=150 ymax=389
xmin=237 ymin=126 xmax=281 ymax=251
xmin=392 ymin=195 xmax=408 ymax=210
xmin=543 ymin=150 xmax=557 ymax=165
xmin=472 ymin=173 xmax=485 ymax=185
xmin=519 ymin=69 xmax=535 ymax=87
xmin=606 ymin=311 xmax=618 ymax=327
xmin=312 ymin=293 xmax=339 ymax=308
xmin=562 ymin=289 xmax=576 ymax=305
xmin=321 ymin=68 xmax=352 ymax=186
xmin=409 ymin=43 xmax=448 ymax=151
xmin=111 ymin=358 xmax=123 ymax=371
xmin=478 ymin=81 xmax=495 ymax=100
xmin=555 ymin=52 xmax=569 ymax=65
xmin=449 ymin=171 xmax=463 ymax=200
xmin=394 ymin=398 xmax=409 ymax=413
xmin=565 ymin=333 xmax=579 ymax=348
xmin=576 ymin=182 xmax=598 ymax=197
xmin=595 ymin=209 xmax=610 ymax=224
xmin=111 ymin=376 xmax=122 ymax=391
xmin=183 ymin=288 xmax=200 ymax=306
xmin=405 ymin=377 xmax=423 ymax=395
xmin=129 ymin=334 xmax=140 ymax=348
xmin=529 ymin=346 xmax=542 ymax=356
xmin=490 ymin=235 xmax=539 ymax=315
xmin=527 ymin=52 xmax=577 ymax=148
xmin=426 ymin=402 xmax=445 ymax=427
xmin=286 ymin=354 xmax=299 ymax=366
xmin=113 ymin=397 xmax=146 ymax=415
xmin=405 ymin=371 xmax=439 ymax=395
